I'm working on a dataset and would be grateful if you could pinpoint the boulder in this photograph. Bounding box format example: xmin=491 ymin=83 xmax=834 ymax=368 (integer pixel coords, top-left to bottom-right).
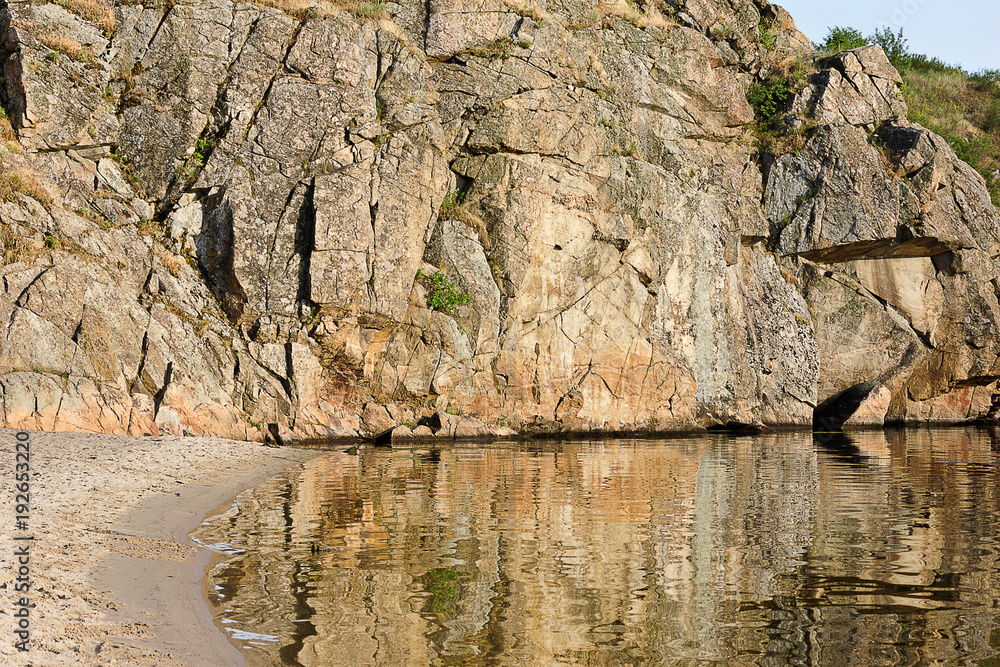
xmin=454 ymin=415 xmax=492 ymax=439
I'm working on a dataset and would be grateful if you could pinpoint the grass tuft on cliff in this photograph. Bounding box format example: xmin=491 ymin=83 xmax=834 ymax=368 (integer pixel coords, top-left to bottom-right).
xmin=251 ymin=0 xmax=385 ymax=21
xmin=53 ymin=0 xmax=117 ymax=35
xmin=0 ymin=167 xmax=53 ymax=207
xmin=820 ymin=27 xmax=1000 ymax=208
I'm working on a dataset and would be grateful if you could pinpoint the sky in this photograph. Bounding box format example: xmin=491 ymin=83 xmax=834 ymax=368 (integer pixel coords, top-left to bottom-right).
xmin=775 ymin=0 xmax=998 ymax=73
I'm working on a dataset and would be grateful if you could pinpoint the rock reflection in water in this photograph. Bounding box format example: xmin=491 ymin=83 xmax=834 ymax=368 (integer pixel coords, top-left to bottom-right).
xmin=194 ymin=429 xmax=1000 ymax=666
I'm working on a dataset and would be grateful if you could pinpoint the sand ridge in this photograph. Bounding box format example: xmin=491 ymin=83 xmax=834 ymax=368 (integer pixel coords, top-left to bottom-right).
xmin=0 ymin=429 xmax=320 ymax=666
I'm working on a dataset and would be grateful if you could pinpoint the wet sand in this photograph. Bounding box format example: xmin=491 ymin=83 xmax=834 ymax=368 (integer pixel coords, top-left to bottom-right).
xmin=0 ymin=429 xmax=321 ymax=666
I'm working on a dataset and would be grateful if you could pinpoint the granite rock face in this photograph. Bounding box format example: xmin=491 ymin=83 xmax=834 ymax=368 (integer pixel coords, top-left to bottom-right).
xmin=0 ymin=1 xmax=995 ymax=438
xmin=770 ymin=47 xmax=1000 ymax=427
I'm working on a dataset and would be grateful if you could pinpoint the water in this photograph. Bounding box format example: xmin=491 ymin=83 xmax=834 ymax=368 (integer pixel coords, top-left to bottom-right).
xmin=193 ymin=428 xmax=1000 ymax=666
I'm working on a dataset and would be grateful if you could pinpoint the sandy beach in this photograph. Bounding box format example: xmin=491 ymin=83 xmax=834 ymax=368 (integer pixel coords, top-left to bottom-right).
xmin=0 ymin=429 xmax=321 ymax=666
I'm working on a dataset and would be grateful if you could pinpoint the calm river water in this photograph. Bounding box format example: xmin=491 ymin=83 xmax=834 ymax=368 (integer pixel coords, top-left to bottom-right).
xmin=193 ymin=428 xmax=1000 ymax=666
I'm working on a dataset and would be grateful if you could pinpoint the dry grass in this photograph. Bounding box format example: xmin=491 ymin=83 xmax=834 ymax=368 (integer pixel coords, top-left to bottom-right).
xmin=599 ymin=0 xmax=673 ymax=31
xmin=463 ymin=36 xmax=519 ymax=60
xmin=159 ymin=250 xmax=186 ymax=277
xmin=136 ymin=218 xmax=158 ymax=236
xmin=903 ymin=69 xmax=1000 ymax=206
xmin=438 ymin=192 xmax=491 ymax=249
xmin=562 ymin=0 xmax=673 ymax=33
xmin=37 ymin=34 xmax=91 ymax=62
xmin=14 ymin=169 xmax=52 ymax=206
xmin=342 ymin=0 xmax=385 ymax=19
xmin=500 ymin=0 xmax=549 ymax=24
xmin=757 ymin=127 xmax=811 ymax=158
xmin=0 ymin=117 xmax=15 ymax=143
xmin=253 ymin=0 xmax=384 ymax=21
xmin=377 ymin=16 xmax=411 ymax=47
xmin=54 ymin=0 xmax=117 ymax=34
xmin=565 ymin=10 xmax=600 ymax=32
xmin=0 ymin=167 xmax=53 ymax=207
xmin=75 ymin=205 xmax=111 ymax=228
xmin=779 ymin=266 xmax=803 ymax=289
xmin=904 ymin=70 xmax=991 ymax=140
xmin=1 ymin=224 xmax=32 ymax=265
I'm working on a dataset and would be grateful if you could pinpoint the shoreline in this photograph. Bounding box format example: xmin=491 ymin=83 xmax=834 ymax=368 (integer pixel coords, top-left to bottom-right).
xmin=4 ymin=426 xmax=994 ymax=665
xmin=0 ymin=429 xmax=321 ymax=666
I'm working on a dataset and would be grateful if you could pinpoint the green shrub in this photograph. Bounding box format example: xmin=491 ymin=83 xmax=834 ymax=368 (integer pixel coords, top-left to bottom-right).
xmin=984 ymin=100 xmax=1000 ymax=133
xmin=439 ymin=192 xmax=465 ymax=220
xmin=758 ymin=19 xmax=776 ymax=52
xmin=463 ymin=37 xmax=516 ymax=60
xmin=903 ymin=64 xmax=1000 ymax=208
xmin=349 ymin=0 xmax=384 ymax=19
xmin=416 ymin=269 xmax=471 ymax=315
xmin=971 ymin=69 xmax=1000 ymax=90
xmin=747 ymin=79 xmax=791 ymax=125
xmin=819 ymin=26 xmax=867 ymax=53
xmin=711 ymin=22 xmax=734 ymax=40
xmin=810 ymin=27 xmax=1000 ymax=211
xmin=870 ymin=27 xmax=910 ymax=69
xmin=906 ymin=53 xmax=964 ymax=76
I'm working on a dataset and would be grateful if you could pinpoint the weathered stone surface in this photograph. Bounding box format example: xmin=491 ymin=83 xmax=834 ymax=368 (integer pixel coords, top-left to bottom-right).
xmin=0 ymin=0 xmax=996 ymax=439
xmin=128 ymin=393 xmax=158 ymax=436
xmin=770 ymin=62 xmax=1000 ymax=425
xmin=767 ymin=124 xmax=931 ymax=261
xmin=425 ymin=0 xmax=518 ymax=59
xmin=454 ymin=415 xmax=492 ymax=438
xmin=800 ymin=261 xmax=926 ymax=401
xmin=791 ymin=47 xmax=905 ymax=128
xmin=412 ymin=424 xmax=435 ymax=438
xmin=362 ymin=402 xmax=395 ymax=434
xmin=310 ymin=171 xmax=375 ymax=310
xmin=0 ymin=3 xmax=118 ymax=150
xmin=425 ymin=217 xmax=502 ymax=356
xmin=843 ymin=383 xmax=893 ymax=427
xmin=431 ymin=410 xmax=461 ymax=437
xmin=388 ymin=424 xmax=413 ymax=442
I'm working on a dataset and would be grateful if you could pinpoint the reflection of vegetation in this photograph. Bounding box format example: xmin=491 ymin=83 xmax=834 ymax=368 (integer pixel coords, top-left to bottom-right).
xmin=424 ymin=568 xmax=469 ymax=615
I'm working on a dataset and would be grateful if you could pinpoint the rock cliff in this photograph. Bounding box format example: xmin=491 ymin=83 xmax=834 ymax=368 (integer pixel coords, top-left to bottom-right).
xmin=0 ymin=0 xmax=996 ymax=439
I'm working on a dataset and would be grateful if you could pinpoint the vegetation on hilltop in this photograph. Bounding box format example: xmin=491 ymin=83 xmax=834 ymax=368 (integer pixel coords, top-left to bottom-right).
xmin=819 ymin=27 xmax=1000 ymax=208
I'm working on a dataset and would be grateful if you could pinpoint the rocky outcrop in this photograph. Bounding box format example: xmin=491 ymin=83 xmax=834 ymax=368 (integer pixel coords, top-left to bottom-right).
xmin=0 ymin=0 xmax=995 ymax=439
xmin=769 ymin=46 xmax=1000 ymax=426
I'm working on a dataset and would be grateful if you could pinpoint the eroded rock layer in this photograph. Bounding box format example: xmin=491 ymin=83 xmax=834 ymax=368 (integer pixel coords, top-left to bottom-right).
xmin=0 ymin=0 xmax=995 ymax=438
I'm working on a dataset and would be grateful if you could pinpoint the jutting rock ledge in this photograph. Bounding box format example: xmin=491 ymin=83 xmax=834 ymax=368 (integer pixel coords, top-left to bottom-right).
xmin=0 ymin=0 xmax=996 ymax=440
